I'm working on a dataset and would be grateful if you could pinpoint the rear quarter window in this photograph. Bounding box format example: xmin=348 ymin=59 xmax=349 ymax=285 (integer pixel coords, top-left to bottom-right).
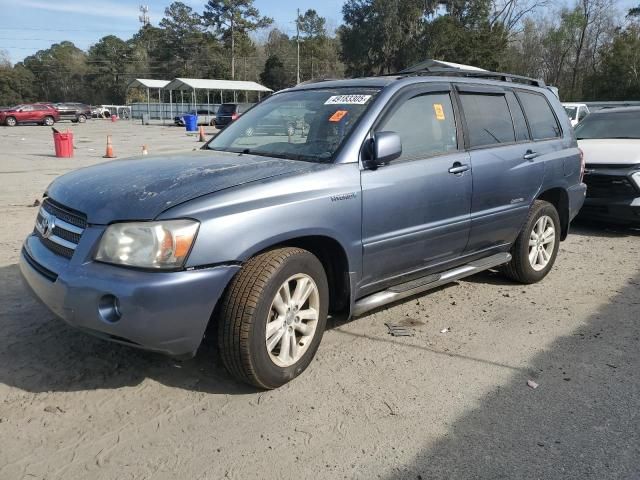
xmin=517 ymin=91 xmax=561 ymax=140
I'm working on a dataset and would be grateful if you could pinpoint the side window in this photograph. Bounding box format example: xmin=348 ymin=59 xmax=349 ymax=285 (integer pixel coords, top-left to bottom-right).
xmin=505 ymin=91 xmax=530 ymax=142
xmin=459 ymin=93 xmax=515 ymax=148
xmin=21 ymin=105 xmax=34 ymax=112
xmin=377 ymin=92 xmax=458 ymax=161
xmin=517 ymin=91 xmax=561 ymax=140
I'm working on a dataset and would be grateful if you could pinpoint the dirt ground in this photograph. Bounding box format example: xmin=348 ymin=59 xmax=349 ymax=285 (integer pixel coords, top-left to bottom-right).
xmin=1 ymin=120 xmax=639 ymax=480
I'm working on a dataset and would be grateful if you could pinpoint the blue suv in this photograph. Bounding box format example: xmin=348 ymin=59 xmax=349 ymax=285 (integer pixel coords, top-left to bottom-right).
xmin=20 ymin=66 xmax=586 ymax=388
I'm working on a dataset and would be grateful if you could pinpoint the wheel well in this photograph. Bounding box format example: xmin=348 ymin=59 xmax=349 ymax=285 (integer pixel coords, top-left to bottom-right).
xmin=272 ymin=236 xmax=351 ymax=315
xmin=537 ymin=188 xmax=569 ymax=240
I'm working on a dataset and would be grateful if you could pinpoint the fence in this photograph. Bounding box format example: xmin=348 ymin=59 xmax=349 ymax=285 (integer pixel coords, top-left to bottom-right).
xmin=129 ymin=103 xmax=222 ymax=121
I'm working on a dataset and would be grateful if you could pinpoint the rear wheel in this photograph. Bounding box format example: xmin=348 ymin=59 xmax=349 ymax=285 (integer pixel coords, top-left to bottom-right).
xmin=502 ymin=200 xmax=561 ymax=284
xmin=218 ymin=247 xmax=329 ymax=389
xmin=43 ymin=116 xmax=55 ymax=126
xmin=77 ymin=114 xmax=87 ymax=123
xmin=5 ymin=116 xmax=17 ymax=127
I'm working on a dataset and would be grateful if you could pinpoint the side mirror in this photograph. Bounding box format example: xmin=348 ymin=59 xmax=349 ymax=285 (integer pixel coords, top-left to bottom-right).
xmin=369 ymin=131 xmax=402 ymax=167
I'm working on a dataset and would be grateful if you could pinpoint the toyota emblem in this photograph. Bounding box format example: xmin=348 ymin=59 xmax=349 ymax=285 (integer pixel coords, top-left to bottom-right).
xmin=40 ymin=214 xmax=56 ymax=239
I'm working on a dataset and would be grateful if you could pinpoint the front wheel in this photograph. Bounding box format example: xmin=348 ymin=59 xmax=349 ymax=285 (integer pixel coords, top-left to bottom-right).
xmin=218 ymin=247 xmax=329 ymax=389
xmin=5 ymin=116 xmax=17 ymax=127
xmin=43 ymin=116 xmax=55 ymax=126
xmin=77 ymin=114 xmax=87 ymax=123
xmin=502 ymin=200 xmax=561 ymax=284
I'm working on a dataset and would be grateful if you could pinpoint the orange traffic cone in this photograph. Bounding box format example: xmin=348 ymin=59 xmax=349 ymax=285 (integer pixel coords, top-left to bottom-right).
xmin=103 ymin=135 xmax=116 ymax=158
xmin=142 ymin=145 xmax=148 ymax=155
xmin=198 ymin=126 xmax=206 ymax=142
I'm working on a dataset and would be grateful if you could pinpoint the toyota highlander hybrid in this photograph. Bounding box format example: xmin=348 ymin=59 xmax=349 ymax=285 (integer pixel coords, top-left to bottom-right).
xmin=20 ymin=66 xmax=586 ymax=388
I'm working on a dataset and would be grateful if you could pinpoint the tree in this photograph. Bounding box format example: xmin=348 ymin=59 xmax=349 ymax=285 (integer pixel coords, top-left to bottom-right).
xmin=22 ymin=41 xmax=88 ymax=102
xmin=86 ymin=36 xmax=132 ymax=104
xmin=260 ymin=55 xmax=289 ymax=91
xmin=202 ymin=0 xmax=272 ymax=79
xmin=592 ymin=24 xmax=640 ymax=99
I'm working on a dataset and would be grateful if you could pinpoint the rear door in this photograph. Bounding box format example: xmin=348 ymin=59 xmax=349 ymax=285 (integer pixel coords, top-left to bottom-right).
xmin=457 ymin=85 xmax=544 ymax=252
xmin=360 ymin=84 xmax=472 ymax=291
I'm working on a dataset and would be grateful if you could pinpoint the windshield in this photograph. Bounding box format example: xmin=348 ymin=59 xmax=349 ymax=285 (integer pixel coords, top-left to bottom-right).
xmin=208 ymin=88 xmax=380 ymax=162
xmin=563 ymin=106 xmax=577 ymax=119
xmin=575 ymin=110 xmax=640 ymax=140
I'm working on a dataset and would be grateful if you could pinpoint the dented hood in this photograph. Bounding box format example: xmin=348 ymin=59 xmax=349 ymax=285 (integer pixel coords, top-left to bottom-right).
xmin=46 ymin=150 xmax=320 ymax=224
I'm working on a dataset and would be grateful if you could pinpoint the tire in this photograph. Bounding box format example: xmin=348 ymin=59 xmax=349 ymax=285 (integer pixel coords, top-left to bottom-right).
xmin=77 ymin=114 xmax=87 ymax=123
xmin=43 ymin=116 xmax=55 ymax=126
xmin=5 ymin=116 xmax=17 ymax=127
xmin=502 ymin=200 xmax=561 ymax=284
xmin=218 ymin=247 xmax=329 ymax=389
xmin=210 ymin=119 xmax=216 ymax=127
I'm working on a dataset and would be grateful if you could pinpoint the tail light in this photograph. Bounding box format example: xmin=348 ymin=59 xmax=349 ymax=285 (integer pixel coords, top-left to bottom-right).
xmin=231 ymin=113 xmax=239 ymax=121
xmin=579 ymin=148 xmax=585 ymax=182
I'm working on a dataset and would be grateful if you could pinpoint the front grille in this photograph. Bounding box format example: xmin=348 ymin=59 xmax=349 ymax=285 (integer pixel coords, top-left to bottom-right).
xmin=34 ymin=198 xmax=87 ymax=259
xmin=583 ymin=174 xmax=638 ymax=199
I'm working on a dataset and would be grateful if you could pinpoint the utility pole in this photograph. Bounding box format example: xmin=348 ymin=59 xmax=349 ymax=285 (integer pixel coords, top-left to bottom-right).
xmin=296 ymin=8 xmax=300 ymax=85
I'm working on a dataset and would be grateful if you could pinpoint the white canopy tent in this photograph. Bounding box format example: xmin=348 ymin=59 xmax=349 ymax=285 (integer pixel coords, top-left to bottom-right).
xmin=163 ymin=78 xmax=273 ymax=119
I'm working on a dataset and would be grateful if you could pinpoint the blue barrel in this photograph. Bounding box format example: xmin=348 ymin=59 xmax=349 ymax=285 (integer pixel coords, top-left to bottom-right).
xmin=183 ymin=114 xmax=198 ymax=133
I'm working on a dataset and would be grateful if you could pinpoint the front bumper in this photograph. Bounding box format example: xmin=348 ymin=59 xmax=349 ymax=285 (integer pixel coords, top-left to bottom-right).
xmin=20 ymin=234 xmax=240 ymax=357
xmin=579 ymin=197 xmax=640 ymax=225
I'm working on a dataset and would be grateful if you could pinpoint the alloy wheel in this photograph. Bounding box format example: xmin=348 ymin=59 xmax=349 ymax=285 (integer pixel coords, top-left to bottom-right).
xmin=528 ymin=215 xmax=556 ymax=271
xmin=265 ymin=273 xmax=320 ymax=368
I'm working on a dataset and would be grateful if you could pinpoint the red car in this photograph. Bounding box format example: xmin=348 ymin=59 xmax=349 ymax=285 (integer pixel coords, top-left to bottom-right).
xmin=0 ymin=103 xmax=60 ymax=126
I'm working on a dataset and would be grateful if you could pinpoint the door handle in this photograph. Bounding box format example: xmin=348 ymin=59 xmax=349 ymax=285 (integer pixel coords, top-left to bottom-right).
xmin=448 ymin=162 xmax=470 ymax=175
xmin=523 ymin=150 xmax=539 ymax=161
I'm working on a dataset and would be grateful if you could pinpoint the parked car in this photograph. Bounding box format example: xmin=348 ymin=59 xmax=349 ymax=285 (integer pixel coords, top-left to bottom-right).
xmin=174 ymin=109 xmax=217 ymax=127
xmin=20 ymin=67 xmax=586 ymax=388
xmin=54 ymin=103 xmax=92 ymax=123
xmin=92 ymin=106 xmax=111 ymax=118
xmin=214 ymin=103 xmax=254 ymax=128
xmin=0 ymin=103 xmax=60 ymax=126
xmin=563 ymin=102 xmax=590 ymax=127
xmin=575 ymin=107 xmax=640 ymax=225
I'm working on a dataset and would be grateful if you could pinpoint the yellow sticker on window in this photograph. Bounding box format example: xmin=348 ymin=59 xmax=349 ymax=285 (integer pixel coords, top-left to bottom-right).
xmin=433 ymin=103 xmax=445 ymax=120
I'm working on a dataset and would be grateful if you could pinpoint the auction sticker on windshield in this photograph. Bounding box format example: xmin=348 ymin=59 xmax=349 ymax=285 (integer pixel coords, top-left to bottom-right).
xmin=325 ymin=95 xmax=372 ymax=105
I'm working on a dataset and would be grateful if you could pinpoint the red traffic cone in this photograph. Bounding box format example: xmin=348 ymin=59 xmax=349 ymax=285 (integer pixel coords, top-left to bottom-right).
xmin=198 ymin=125 xmax=206 ymax=142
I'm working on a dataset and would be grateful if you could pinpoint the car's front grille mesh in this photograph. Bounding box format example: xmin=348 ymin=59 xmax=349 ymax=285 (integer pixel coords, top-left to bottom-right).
xmin=583 ymin=174 xmax=638 ymax=199
xmin=34 ymin=198 xmax=87 ymax=259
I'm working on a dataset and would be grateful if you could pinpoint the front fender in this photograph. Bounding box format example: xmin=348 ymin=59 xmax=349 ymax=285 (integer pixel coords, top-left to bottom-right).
xmin=159 ymin=164 xmax=364 ymax=275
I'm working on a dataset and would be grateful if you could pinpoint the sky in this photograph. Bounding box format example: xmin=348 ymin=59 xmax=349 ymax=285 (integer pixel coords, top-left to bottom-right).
xmin=0 ymin=0 xmax=637 ymax=64
xmin=0 ymin=0 xmax=345 ymax=64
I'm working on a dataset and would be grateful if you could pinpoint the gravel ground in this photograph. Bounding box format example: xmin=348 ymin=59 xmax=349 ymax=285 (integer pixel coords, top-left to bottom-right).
xmin=0 ymin=121 xmax=639 ymax=479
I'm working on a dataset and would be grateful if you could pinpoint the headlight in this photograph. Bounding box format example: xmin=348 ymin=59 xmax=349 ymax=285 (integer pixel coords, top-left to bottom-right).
xmin=632 ymin=171 xmax=640 ymax=189
xmin=95 ymin=219 xmax=199 ymax=269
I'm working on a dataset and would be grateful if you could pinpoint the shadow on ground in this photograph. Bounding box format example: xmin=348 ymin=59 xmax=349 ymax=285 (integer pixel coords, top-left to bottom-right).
xmin=382 ymin=269 xmax=640 ymax=480
xmin=0 ymin=264 xmax=255 ymax=395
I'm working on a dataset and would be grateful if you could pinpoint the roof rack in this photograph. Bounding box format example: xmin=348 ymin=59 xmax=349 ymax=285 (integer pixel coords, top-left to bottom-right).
xmin=393 ymin=59 xmax=546 ymax=87
xmin=398 ymin=66 xmax=546 ymax=88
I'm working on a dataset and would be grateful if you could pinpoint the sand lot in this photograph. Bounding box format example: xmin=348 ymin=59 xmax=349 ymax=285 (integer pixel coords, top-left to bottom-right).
xmin=0 ymin=120 xmax=639 ymax=479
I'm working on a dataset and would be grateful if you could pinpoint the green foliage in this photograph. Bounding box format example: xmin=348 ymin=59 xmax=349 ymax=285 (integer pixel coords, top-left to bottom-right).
xmin=260 ymin=55 xmax=289 ymax=91
xmin=591 ymin=25 xmax=640 ymax=100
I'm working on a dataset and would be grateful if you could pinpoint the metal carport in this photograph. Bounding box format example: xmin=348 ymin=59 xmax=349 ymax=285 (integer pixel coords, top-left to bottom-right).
xmin=163 ymin=78 xmax=273 ymax=121
xmin=127 ymin=79 xmax=171 ymax=120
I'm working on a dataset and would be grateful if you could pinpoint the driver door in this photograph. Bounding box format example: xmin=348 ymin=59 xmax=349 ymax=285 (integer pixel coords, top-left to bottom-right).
xmin=360 ymin=85 xmax=472 ymax=292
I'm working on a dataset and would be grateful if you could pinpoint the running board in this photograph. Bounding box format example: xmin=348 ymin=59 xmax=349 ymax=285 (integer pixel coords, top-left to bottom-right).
xmin=352 ymin=252 xmax=511 ymax=317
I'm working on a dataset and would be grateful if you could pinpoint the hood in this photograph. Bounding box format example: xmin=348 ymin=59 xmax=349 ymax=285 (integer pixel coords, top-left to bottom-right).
xmin=578 ymin=139 xmax=640 ymax=166
xmin=46 ymin=150 xmax=327 ymax=224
